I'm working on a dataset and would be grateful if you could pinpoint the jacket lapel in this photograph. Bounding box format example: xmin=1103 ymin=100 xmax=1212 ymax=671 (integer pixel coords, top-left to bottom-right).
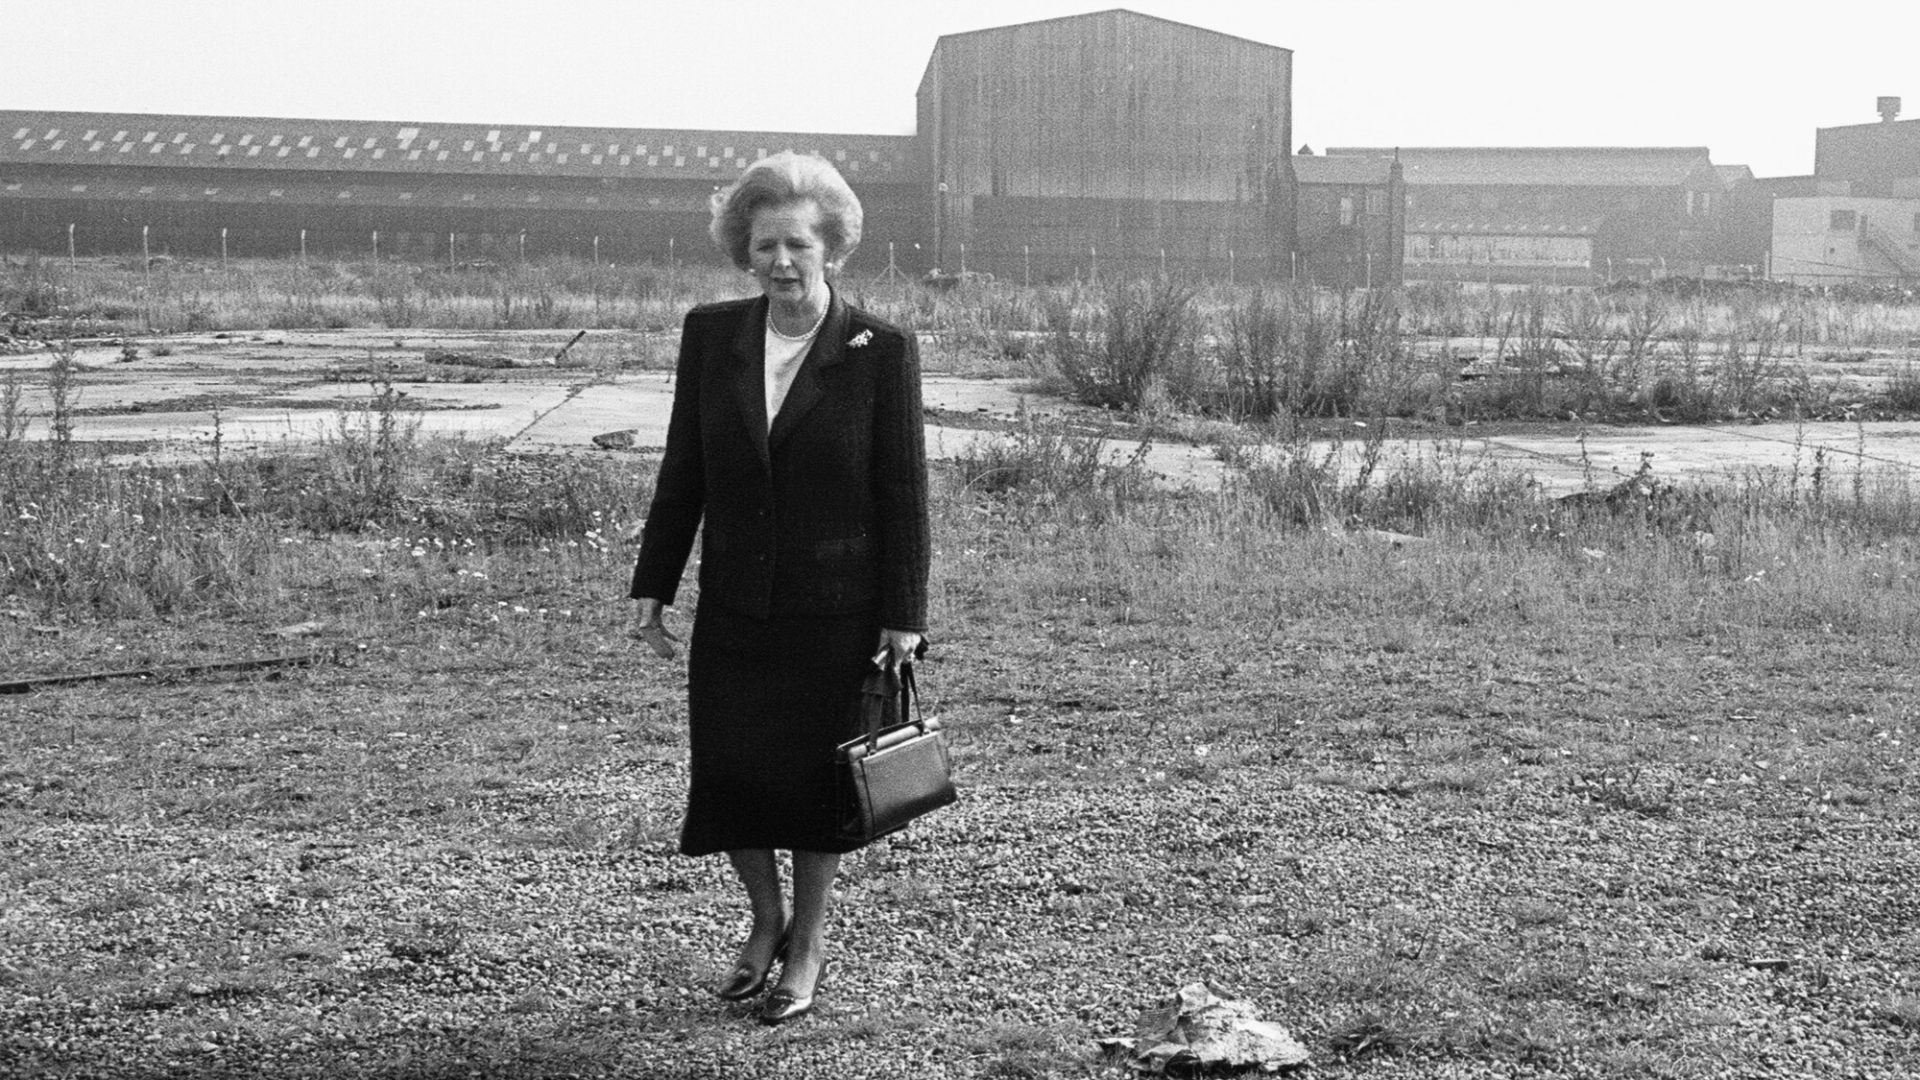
xmin=728 ymin=296 xmax=771 ymax=472
xmin=768 ymin=291 xmax=853 ymax=455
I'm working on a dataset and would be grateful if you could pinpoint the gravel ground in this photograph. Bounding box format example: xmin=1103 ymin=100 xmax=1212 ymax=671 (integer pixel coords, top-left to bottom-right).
xmin=5 ymin=739 xmax=1918 ymax=1079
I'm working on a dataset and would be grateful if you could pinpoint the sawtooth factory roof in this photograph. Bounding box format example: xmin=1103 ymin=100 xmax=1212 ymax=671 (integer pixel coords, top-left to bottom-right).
xmin=0 ymin=110 xmax=921 ymax=184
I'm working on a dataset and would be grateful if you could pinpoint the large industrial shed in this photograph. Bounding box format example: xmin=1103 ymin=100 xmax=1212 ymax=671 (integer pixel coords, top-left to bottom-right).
xmin=1327 ymin=146 xmax=1730 ymax=284
xmin=916 ymin=10 xmax=1297 ymax=281
xmin=0 ymin=111 xmax=921 ymax=266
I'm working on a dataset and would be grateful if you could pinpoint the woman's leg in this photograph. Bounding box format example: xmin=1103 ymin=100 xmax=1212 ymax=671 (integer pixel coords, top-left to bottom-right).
xmin=725 ymin=849 xmax=790 ymax=973
xmin=776 ymin=849 xmax=841 ymax=993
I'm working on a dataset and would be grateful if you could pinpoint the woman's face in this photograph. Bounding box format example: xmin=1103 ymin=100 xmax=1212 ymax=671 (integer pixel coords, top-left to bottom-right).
xmin=748 ymin=200 xmax=832 ymax=312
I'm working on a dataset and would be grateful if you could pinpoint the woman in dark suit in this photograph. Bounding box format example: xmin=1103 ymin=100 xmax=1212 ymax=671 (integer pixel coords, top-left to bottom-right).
xmin=628 ymin=152 xmax=930 ymax=1025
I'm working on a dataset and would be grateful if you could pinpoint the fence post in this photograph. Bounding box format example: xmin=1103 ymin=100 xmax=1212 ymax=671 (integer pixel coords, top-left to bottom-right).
xmin=68 ymin=223 xmax=76 ymax=267
xmin=668 ymin=236 xmax=675 ymax=266
xmin=878 ymin=240 xmax=905 ymax=284
xmin=959 ymin=243 xmax=967 ymax=276
xmin=1365 ymin=250 xmax=1372 ymax=290
xmin=519 ymin=230 xmax=526 ymax=262
xmin=372 ymin=230 xmax=379 ymax=262
xmin=1090 ymin=245 xmax=1098 ymax=284
xmin=1160 ymin=248 xmax=1166 ymax=278
xmin=142 ymin=225 xmax=152 ymax=332
xmin=449 ymin=232 xmax=456 ymax=268
xmin=221 ymin=227 xmax=229 ymax=270
xmin=1023 ymin=245 xmax=1030 ymax=288
xmin=593 ymin=235 xmax=600 ymax=266
xmin=1291 ymin=250 xmax=1298 ymax=284
xmin=1228 ymin=248 xmax=1234 ymax=285
xmin=299 ymin=228 xmax=307 ymax=264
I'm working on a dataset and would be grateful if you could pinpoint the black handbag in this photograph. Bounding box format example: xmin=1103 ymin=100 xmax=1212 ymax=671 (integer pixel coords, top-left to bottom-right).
xmin=835 ymin=662 xmax=957 ymax=843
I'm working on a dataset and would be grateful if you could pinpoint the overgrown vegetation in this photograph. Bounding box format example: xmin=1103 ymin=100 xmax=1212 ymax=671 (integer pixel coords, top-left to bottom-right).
xmin=0 ymin=375 xmax=643 ymax=618
xmin=7 ymin=256 xmax=1920 ymax=423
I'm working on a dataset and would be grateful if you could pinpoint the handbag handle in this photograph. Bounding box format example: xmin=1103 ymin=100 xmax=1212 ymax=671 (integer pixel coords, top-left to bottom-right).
xmin=856 ymin=660 xmax=922 ymax=752
xmin=899 ymin=661 xmax=918 ymax=724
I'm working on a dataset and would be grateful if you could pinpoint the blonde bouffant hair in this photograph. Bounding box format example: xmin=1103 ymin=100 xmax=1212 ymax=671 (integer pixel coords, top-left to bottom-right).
xmin=708 ymin=151 xmax=863 ymax=272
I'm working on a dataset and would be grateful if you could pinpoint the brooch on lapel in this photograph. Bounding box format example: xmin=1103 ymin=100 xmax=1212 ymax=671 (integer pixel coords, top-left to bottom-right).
xmin=848 ymin=329 xmax=873 ymax=349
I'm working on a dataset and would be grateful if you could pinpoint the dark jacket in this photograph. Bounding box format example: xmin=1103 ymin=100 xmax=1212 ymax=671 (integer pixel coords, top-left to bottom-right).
xmin=629 ymin=291 xmax=931 ymax=632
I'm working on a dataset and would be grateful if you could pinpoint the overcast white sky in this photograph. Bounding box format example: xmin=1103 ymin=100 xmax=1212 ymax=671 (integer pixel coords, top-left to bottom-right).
xmin=8 ymin=0 xmax=1911 ymax=177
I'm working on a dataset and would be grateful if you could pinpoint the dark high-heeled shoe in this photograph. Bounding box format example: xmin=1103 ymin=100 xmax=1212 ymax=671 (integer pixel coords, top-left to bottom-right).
xmin=716 ymin=926 xmax=791 ymax=1001
xmin=757 ymin=959 xmax=829 ymax=1025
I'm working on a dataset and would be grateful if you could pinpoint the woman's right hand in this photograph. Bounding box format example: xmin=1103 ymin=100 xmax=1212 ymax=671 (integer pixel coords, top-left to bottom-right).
xmin=632 ymin=598 xmax=679 ymax=660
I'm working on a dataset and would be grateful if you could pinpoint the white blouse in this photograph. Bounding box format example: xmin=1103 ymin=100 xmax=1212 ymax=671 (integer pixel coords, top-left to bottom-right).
xmin=764 ymin=325 xmax=817 ymax=432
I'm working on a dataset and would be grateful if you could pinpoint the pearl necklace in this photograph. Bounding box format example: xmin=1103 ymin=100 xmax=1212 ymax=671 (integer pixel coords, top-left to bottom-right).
xmin=768 ymin=304 xmax=828 ymax=342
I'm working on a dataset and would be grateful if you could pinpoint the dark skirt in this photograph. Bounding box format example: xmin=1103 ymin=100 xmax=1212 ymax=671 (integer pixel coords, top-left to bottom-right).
xmin=679 ymin=605 xmax=878 ymax=856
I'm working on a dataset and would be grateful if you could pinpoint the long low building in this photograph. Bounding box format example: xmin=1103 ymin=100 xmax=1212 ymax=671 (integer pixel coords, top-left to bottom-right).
xmin=0 ymin=111 xmax=923 ymax=266
xmin=1326 ymin=146 xmax=1738 ymax=284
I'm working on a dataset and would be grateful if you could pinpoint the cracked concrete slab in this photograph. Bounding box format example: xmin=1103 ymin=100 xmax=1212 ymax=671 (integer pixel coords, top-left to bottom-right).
xmin=7 ymin=329 xmax=1920 ymax=496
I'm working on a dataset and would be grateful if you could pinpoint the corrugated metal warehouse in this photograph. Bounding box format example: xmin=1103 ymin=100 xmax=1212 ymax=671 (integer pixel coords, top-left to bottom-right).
xmin=916 ymin=10 xmax=1296 ymax=281
xmin=0 ymin=9 xmax=1308 ymax=282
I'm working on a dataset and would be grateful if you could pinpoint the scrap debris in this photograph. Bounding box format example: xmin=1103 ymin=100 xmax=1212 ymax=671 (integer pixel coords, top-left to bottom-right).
xmin=1100 ymin=982 xmax=1310 ymax=1074
xmin=0 ymin=650 xmax=334 ymax=695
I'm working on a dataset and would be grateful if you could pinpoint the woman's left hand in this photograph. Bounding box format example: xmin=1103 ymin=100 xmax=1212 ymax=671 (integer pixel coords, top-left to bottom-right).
xmin=873 ymin=628 xmax=924 ymax=669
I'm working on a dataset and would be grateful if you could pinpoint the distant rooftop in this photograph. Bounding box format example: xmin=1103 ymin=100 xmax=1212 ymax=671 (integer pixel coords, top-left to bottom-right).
xmin=0 ymin=109 xmax=920 ymax=183
xmin=1815 ymin=115 xmax=1920 ymax=136
xmin=1294 ymin=155 xmax=1395 ymax=185
xmin=931 ymin=8 xmax=1289 ymax=54
xmin=1325 ymin=146 xmax=1714 ymax=187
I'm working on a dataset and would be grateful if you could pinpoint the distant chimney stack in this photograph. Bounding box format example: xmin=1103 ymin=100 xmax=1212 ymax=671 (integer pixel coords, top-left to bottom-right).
xmin=1878 ymin=96 xmax=1902 ymax=123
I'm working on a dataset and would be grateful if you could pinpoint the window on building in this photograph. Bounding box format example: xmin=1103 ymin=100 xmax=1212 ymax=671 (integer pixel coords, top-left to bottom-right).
xmin=1830 ymin=209 xmax=1857 ymax=231
xmin=1366 ymin=189 xmax=1386 ymax=216
xmin=1339 ymin=196 xmax=1355 ymax=227
xmin=1912 ymin=212 xmax=1920 ymax=233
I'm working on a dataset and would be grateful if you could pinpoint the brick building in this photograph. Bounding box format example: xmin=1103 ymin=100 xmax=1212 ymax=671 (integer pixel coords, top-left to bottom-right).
xmin=1327 ymin=146 xmax=1727 ymax=284
xmin=1292 ymin=153 xmax=1403 ymax=288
